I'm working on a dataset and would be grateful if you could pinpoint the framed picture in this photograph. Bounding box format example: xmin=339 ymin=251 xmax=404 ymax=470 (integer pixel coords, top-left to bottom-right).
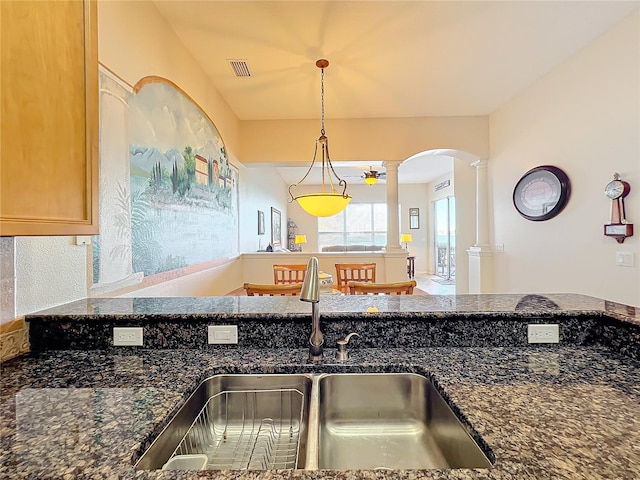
xmin=271 ymin=207 xmax=281 ymax=248
xmin=258 ymin=210 xmax=265 ymax=235
xmin=409 ymin=208 xmax=420 ymax=229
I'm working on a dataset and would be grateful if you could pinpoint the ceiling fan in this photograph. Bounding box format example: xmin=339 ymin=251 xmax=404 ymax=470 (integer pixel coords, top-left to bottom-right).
xmin=340 ymin=166 xmax=386 ymax=185
xmin=362 ymin=169 xmax=386 ymax=185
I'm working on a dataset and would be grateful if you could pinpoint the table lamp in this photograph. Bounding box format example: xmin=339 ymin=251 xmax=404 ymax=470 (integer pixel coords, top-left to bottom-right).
xmin=400 ymin=233 xmax=413 ymax=252
xmin=294 ymin=234 xmax=307 ymax=252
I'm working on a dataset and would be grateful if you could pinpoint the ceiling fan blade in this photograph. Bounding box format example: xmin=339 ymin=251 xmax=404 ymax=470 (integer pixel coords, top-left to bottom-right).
xmin=362 ymin=170 xmax=386 ymax=179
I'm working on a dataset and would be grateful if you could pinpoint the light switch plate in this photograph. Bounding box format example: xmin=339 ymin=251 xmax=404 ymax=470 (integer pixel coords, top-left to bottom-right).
xmin=615 ymin=252 xmax=634 ymax=267
xmin=208 ymin=325 xmax=238 ymax=344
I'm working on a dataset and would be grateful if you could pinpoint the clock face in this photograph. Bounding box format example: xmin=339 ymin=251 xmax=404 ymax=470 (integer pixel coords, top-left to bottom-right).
xmin=605 ymin=180 xmax=627 ymax=199
xmin=513 ymin=166 xmax=571 ymax=221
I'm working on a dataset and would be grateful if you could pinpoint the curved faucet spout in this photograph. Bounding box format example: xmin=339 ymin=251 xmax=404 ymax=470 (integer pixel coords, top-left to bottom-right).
xmin=301 ymin=256 xmax=323 ymax=361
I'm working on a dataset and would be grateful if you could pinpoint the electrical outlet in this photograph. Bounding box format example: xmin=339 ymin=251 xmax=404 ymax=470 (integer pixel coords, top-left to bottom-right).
xmin=527 ymin=324 xmax=559 ymax=344
xmin=113 ymin=327 xmax=143 ymax=346
xmin=208 ymin=325 xmax=238 ymax=344
xmin=74 ymin=236 xmax=92 ymax=246
xmin=496 ymin=243 xmax=505 ymax=253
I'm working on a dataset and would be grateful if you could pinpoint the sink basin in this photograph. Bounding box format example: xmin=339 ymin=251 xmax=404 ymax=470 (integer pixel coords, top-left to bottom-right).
xmin=135 ymin=374 xmax=313 ymax=470
xmin=315 ymin=373 xmax=491 ymax=469
xmin=136 ymin=372 xmax=491 ymax=471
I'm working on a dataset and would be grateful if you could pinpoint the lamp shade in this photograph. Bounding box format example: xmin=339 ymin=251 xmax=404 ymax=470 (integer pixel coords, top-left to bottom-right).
xmin=400 ymin=233 xmax=413 ymax=243
xmin=294 ymin=234 xmax=307 ymax=244
xmin=364 ymin=176 xmax=377 ymax=185
xmin=296 ymin=193 xmax=352 ymax=217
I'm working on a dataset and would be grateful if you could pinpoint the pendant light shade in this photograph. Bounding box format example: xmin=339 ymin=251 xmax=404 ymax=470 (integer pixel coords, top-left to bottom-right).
xmin=288 ymin=59 xmax=351 ymax=217
xmin=295 ymin=193 xmax=351 ymax=217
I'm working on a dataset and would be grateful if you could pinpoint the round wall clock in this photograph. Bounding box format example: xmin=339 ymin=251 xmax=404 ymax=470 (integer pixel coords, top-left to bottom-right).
xmin=513 ymin=165 xmax=571 ymax=221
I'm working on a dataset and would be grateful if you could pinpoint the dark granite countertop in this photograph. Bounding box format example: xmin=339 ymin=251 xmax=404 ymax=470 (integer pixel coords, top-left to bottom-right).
xmin=23 ymin=293 xmax=640 ymax=326
xmin=2 ymin=293 xmax=639 ymax=479
xmin=1 ymin=346 xmax=639 ymax=479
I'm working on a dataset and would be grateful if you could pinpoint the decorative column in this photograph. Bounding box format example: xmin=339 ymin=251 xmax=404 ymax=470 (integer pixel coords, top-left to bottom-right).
xmin=384 ymin=161 xmax=403 ymax=253
xmin=382 ymin=161 xmax=406 ymax=283
xmin=467 ymin=158 xmax=493 ymax=293
xmin=91 ymin=68 xmax=143 ymax=295
xmin=473 ymin=159 xmax=491 ymax=248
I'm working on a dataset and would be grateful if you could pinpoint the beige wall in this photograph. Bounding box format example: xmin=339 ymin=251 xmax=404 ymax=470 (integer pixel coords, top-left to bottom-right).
xmin=238 ymin=164 xmax=290 ymax=253
xmin=241 ymin=116 xmax=489 ymax=164
xmin=489 ymin=11 xmax=639 ymax=306
xmin=399 ymin=183 xmax=429 ymax=274
xmin=453 ymin=158 xmax=476 ymax=294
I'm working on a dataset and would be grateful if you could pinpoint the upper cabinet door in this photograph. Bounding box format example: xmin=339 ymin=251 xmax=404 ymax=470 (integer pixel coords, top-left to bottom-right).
xmin=1 ymin=0 xmax=98 ymax=236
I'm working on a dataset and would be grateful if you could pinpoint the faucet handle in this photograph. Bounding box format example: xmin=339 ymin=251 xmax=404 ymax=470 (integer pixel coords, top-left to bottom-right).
xmin=336 ymin=332 xmax=359 ymax=361
xmin=337 ymin=332 xmax=359 ymax=346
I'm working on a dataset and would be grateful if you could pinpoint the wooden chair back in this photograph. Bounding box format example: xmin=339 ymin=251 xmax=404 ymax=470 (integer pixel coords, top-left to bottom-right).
xmin=335 ymin=263 xmax=376 ymax=293
xmin=244 ymin=282 xmax=303 ymax=296
xmin=347 ymin=280 xmax=417 ymax=295
xmin=273 ymin=264 xmax=307 ymax=284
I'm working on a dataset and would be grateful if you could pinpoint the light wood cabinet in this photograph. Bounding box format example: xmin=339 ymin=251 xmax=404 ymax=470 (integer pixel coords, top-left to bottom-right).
xmin=0 ymin=0 xmax=98 ymax=236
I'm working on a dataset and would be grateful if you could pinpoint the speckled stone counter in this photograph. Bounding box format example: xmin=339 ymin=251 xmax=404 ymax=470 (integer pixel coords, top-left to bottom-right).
xmin=1 ymin=293 xmax=639 ymax=479
xmin=23 ymin=293 xmax=640 ymax=324
xmin=26 ymin=293 xmax=640 ymax=360
xmin=2 ymin=347 xmax=639 ymax=479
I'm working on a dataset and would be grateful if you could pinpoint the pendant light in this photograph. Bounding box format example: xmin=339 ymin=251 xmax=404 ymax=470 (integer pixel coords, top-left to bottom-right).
xmin=288 ymin=59 xmax=351 ymax=217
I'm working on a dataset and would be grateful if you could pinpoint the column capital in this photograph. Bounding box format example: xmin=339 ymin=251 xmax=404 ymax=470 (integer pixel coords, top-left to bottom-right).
xmin=467 ymin=245 xmax=493 ymax=256
xmin=471 ymin=158 xmax=488 ymax=169
xmin=382 ymin=160 xmax=402 ymax=171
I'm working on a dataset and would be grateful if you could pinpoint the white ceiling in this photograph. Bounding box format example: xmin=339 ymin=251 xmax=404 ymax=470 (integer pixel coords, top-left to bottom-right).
xmin=152 ymin=0 xmax=638 ymax=184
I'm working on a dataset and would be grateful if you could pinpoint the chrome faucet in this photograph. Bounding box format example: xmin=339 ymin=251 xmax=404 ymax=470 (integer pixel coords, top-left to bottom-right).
xmin=300 ymin=256 xmax=323 ymax=361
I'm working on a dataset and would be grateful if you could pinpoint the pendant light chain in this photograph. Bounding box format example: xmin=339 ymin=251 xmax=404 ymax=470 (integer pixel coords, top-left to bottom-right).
xmin=320 ymin=66 xmax=325 ymax=136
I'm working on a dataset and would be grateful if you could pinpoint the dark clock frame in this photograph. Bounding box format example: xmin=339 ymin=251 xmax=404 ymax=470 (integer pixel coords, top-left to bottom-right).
xmin=513 ymin=165 xmax=571 ymax=221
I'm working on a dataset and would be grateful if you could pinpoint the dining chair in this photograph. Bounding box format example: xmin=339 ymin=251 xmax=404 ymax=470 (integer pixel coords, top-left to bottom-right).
xmin=347 ymin=280 xmax=418 ymax=295
xmin=334 ymin=263 xmax=376 ymax=293
xmin=243 ymin=282 xmax=303 ymax=296
xmin=273 ymin=264 xmax=308 ymax=284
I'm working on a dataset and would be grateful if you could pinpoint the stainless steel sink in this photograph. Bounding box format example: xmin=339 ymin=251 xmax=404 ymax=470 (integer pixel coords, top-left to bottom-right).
xmin=135 ymin=374 xmax=313 ymax=470
xmin=314 ymin=373 xmax=492 ymax=470
xmin=136 ymin=372 xmax=491 ymax=471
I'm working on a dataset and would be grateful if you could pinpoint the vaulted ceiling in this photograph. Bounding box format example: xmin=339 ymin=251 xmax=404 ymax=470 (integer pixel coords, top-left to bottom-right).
xmin=152 ymin=1 xmax=638 ymax=183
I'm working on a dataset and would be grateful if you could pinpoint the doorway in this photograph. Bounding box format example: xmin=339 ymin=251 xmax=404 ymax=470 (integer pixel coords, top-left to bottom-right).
xmin=433 ymin=197 xmax=455 ymax=281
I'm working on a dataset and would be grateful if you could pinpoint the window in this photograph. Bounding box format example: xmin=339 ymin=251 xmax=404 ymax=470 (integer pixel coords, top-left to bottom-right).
xmin=318 ymin=203 xmax=387 ymax=248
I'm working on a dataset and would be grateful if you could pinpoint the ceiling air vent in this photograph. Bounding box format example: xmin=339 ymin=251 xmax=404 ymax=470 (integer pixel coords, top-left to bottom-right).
xmin=227 ymin=59 xmax=252 ymax=77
